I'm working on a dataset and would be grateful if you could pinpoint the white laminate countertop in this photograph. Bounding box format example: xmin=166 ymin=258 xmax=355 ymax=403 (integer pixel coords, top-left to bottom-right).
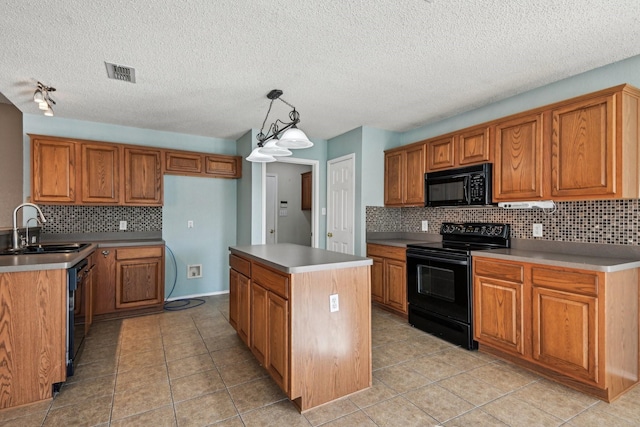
xmin=472 ymin=248 xmax=640 ymax=273
xmin=229 ymin=243 xmax=373 ymax=274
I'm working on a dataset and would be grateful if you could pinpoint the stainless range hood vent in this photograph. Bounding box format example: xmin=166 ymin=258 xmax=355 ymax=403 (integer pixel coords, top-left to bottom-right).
xmin=105 ymin=62 xmax=136 ymax=83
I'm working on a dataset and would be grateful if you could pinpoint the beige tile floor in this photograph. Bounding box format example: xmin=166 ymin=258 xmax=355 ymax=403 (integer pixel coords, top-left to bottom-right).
xmin=2 ymin=294 xmax=640 ymax=426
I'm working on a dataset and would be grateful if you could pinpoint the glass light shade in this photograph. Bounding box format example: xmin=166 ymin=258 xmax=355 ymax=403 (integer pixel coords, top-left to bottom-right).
xmin=247 ymin=146 xmax=276 ymax=162
xmin=275 ymin=127 xmax=313 ymax=149
xmin=44 ymin=107 xmax=53 ymax=116
xmin=259 ymin=140 xmax=292 ymax=156
xmin=39 ymin=101 xmax=49 ymax=110
xmin=33 ymin=89 xmax=44 ymax=103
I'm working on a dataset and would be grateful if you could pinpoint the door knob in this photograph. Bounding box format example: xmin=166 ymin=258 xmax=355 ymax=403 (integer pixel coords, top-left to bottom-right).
xmin=327 ymin=232 xmax=333 ymax=237
xmin=270 ymin=229 xmax=275 ymax=234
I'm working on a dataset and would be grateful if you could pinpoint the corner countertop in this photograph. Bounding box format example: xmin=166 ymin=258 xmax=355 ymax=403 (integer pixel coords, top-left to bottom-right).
xmin=0 ymin=234 xmax=165 ymax=273
xmin=229 ymin=243 xmax=372 ymax=274
xmin=0 ymin=244 xmax=98 ymax=273
xmin=471 ymin=248 xmax=640 ymax=273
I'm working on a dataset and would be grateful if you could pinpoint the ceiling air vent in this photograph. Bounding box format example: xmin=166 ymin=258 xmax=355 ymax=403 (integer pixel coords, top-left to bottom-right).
xmin=104 ymin=62 xmax=136 ymax=83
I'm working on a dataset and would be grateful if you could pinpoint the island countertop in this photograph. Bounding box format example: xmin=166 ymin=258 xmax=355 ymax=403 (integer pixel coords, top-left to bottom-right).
xmin=229 ymin=243 xmax=373 ymax=274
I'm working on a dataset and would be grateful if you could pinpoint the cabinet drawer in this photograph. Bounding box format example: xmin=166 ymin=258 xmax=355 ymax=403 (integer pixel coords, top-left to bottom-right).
xmin=367 ymin=244 xmax=406 ymax=261
xmin=474 ymin=259 xmax=524 ymax=283
xmin=532 ymin=267 xmax=599 ymax=296
xmin=252 ymin=263 xmax=289 ymax=299
xmin=117 ymin=246 xmax=163 ymax=260
xmin=229 ymin=254 xmax=251 ymax=277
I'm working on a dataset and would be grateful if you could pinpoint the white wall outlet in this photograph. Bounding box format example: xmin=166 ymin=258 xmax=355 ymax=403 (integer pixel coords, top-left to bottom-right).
xmin=187 ymin=220 xmax=194 ymax=228
xmin=187 ymin=264 xmax=202 ymax=278
xmin=322 ymin=207 xmax=326 ymax=215
xmin=119 ymin=220 xmax=127 ymax=231
xmin=329 ymin=294 xmax=339 ymax=312
xmin=533 ymin=223 xmax=543 ymax=237
xmin=421 ymin=220 xmax=429 ymax=231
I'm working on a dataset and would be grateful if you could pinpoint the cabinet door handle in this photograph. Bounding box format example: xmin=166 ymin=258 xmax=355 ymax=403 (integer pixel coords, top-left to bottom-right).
xmin=101 ymin=250 xmax=110 ymax=257
xmin=327 ymin=232 xmax=333 ymax=237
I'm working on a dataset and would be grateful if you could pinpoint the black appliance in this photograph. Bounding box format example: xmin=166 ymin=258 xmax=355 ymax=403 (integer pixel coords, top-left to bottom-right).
xmin=424 ymin=163 xmax=493 ymax=207
xmin=67 ymin=258 xmax=89 ymax=376
xmin=407 ymin=222 xmax=510 ymax=349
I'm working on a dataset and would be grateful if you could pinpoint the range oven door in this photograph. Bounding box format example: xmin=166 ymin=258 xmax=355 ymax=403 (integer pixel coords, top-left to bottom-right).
xmin=406 ymin=250 xmax=471 ymax=323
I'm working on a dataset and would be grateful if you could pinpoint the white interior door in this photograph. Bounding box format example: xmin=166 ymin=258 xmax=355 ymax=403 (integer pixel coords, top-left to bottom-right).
xmin=266 ymin=173 xmax=278 ymax=244
xmin=327 ymin=154 xmax=355 ymax=254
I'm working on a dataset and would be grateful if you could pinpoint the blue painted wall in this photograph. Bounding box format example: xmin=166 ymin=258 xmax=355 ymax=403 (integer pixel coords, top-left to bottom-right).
xmin=22 ymin=115 xmax=237 ymax=298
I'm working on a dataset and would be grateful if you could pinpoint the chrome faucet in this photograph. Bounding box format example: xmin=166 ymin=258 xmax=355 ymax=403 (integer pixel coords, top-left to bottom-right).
xmin=12 ymin=203 xmax=47 ymax=250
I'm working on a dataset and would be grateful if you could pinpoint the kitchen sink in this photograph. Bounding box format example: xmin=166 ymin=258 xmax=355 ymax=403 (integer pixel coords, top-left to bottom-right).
xmin=0 ymin=243 xmax=91 ymax=256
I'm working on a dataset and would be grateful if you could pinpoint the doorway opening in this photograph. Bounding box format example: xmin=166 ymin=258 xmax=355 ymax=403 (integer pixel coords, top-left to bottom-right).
xmin=262 ymin=158 xmax=320 ymax=247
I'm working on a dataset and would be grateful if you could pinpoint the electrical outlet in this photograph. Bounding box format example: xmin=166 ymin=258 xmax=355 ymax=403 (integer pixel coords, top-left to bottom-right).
xmin=421 ymin=220 xmax=429 ymax=231
xmin=329 ymin=294 xmax=339 ymax=312
xmin=119 ymin=220 xmax=127 ymax=231
xmin=187 ymin=220 xmax=194 ymax=228
xmin=533 ymin=223 xmax=543 ymax=237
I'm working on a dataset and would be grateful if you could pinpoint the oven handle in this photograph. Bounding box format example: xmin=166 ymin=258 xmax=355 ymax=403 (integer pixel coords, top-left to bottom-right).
xmin=407 ymin=253 xmax=469 ymax=265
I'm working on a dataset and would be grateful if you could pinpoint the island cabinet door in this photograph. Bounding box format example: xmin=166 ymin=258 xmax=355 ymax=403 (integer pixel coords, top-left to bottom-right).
xmin=229 ymin=269 xmax=239 ymax=330
xmin=237 ymin=273 xmax=251 ymax=345
xmin=267 ymin=292 xmax=289 ymax=392
xmin=250 ymin=283 xmax=269 ymax=366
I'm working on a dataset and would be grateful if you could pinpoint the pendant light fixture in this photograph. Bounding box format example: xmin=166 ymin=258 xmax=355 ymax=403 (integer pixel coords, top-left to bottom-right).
xmin=247 ymin=89 xmax=313 ymax=163
xmin=33 ymin=81 xmax=56 ymax=116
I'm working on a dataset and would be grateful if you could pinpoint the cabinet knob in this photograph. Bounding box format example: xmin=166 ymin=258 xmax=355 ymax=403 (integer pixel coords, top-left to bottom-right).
xmin=327 ymin=232 xmax=333 ymax=238
xmin=101 ymin=250 xmax=110 ymax=257
xmin=270 ymin=229 xmax=275 ymax=234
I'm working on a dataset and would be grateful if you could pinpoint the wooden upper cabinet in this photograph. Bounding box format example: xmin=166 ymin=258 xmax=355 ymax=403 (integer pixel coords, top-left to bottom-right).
xmin=384 ymin=150 xmax=405 ymax=206
xmin=551 ymin=95 xmax=615 ymax=198
xmin=162 ymin=149 xmax=242 ymax=179
xmin=31 ymin=137 xmax=76 ymax=203
xmin=164 ymin=150 xmax=202 ymax=174
xmin=205 ymin=155 xmax=241 ymax=178
xmin=124 ymin=147 xmax=163 ymax=205
xmin=493 ymin=113 xmax=545 ymax=201
xmin=81 ymin=143 xmax=120 ymax=204
xmin=426 ymin=136 xmax=455 ymax=171
xmin=384 ymin=144 xmax=426 ymax=207
xmin=301 ymin=171 xmax=312 ymax=210
xmin=458 ymin=126 xmax=491 ymax=165
xmin=425 ymin=127 xmax=491 ymax=172
xmin=404 ymin=144 xmax=426 ymax=205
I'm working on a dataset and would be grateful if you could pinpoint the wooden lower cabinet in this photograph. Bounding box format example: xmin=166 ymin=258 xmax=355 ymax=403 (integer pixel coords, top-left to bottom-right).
xmin=93 ymin=244 xmax=165 ymax=318
xmin=367 ymin=243 xmax=407 ymax=315
xmin=473 ymin=256 xmax=639 ymax=402
xmin=0 ymin=269 xmax=67 ymax=409
xmin=229 ymin=251 xmax=371 ymax=412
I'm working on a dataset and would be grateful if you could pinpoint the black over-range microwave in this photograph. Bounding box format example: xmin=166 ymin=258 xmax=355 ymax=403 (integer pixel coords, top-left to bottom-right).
xmin=424 ymin=163 xmax=493 ymax=207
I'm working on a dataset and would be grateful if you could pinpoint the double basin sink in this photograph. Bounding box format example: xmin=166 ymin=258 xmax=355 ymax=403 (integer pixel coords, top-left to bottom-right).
xmin=0 ymin=243 xmax=91 ymax=256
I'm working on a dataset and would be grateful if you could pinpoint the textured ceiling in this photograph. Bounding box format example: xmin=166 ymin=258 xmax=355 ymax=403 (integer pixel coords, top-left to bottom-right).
xmin=1 ymin=0 xmax=640 ymax=141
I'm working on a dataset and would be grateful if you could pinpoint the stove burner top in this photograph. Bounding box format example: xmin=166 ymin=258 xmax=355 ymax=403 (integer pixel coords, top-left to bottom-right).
xmin=407 ymin=222 xmax=511 ymax=254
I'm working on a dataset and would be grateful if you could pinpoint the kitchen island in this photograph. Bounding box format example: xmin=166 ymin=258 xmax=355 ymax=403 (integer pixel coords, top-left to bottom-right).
xmin=228 ymin=243 xmax=372 ymax=412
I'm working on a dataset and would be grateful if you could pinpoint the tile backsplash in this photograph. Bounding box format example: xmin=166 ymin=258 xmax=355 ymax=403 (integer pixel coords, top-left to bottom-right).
xmin=367 ymin=199 xmax=640 ymax=245
xmin=40 ymin=205 xmax=162 ymax=234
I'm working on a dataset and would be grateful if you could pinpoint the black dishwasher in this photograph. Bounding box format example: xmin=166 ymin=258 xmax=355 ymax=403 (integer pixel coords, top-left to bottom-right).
xmin=67 ymin=258 xmax=88 ymax=376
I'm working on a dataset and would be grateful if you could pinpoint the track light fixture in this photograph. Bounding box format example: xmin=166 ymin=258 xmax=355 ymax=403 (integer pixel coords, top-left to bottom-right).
xmin=247 ymin=89 xmax=313 ymax=163
xmin=33 ymin=81 xmax=56 ymax=116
